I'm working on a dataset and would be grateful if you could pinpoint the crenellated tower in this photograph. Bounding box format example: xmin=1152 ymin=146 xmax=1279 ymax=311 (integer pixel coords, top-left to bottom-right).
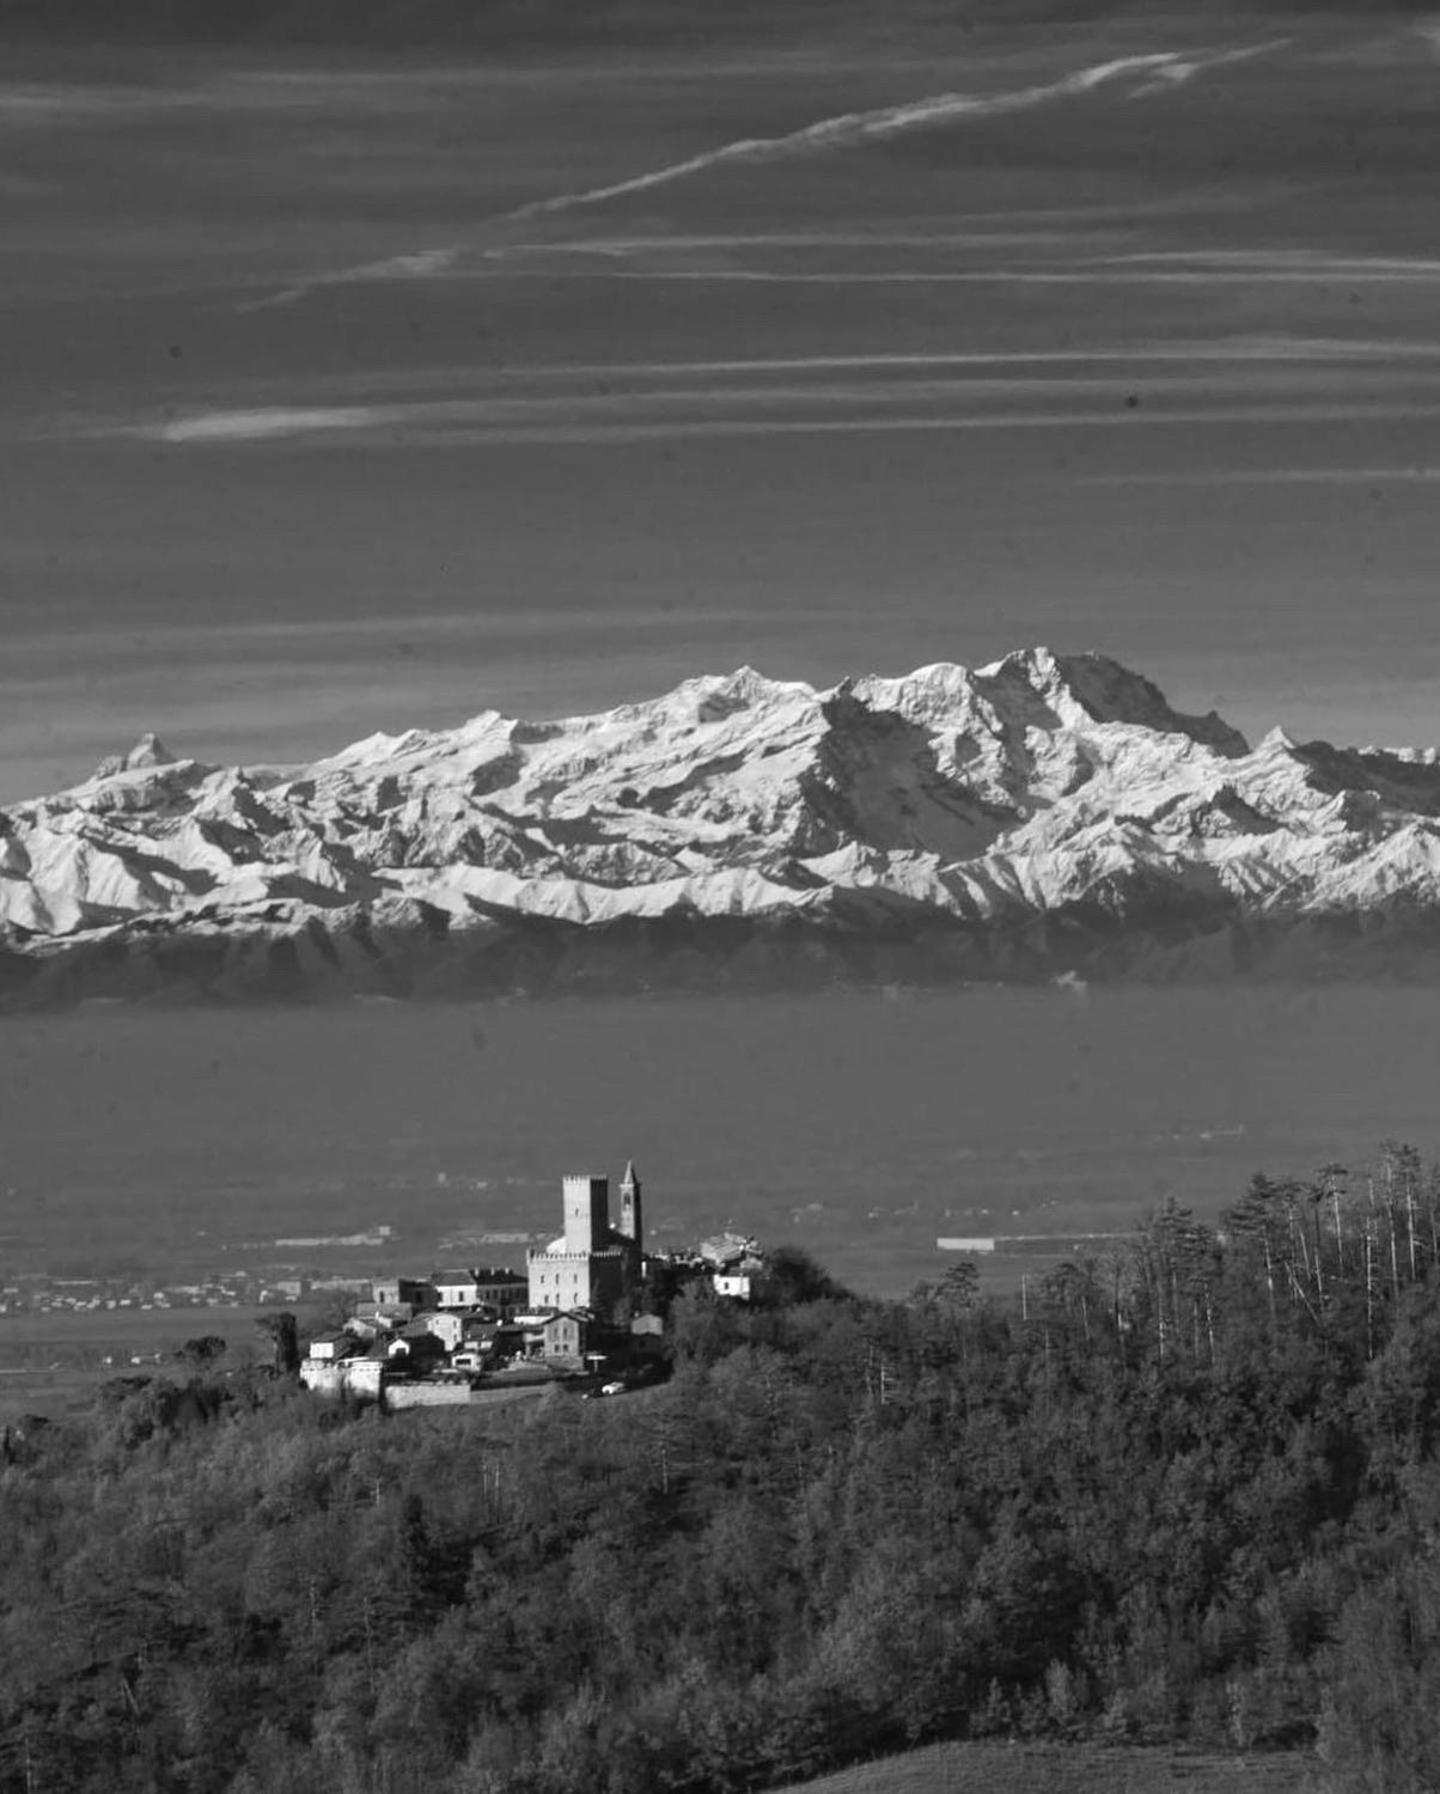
xmin=563 ymin=1174 xmax=610 ymax=1253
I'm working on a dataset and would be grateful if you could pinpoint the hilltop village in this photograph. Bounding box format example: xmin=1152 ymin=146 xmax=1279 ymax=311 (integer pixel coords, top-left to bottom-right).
xmin=299 ymin=1163 xmax=763 ymax=1408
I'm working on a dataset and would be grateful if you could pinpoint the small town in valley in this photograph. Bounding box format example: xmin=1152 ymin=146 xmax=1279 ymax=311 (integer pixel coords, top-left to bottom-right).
xmin=297 ymin=1162 xmax=765 ymax=1409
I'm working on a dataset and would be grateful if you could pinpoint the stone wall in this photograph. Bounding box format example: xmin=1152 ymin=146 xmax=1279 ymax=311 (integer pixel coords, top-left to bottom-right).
xmin=385 ymin=1381 xmax=477 ymax=1410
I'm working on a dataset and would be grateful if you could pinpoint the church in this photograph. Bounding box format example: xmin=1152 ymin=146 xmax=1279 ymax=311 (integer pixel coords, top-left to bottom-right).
xmin=526 ymin=1161 xmax=645 ymax=1316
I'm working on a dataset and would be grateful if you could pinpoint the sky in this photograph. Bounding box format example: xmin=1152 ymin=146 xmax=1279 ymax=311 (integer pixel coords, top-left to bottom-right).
xmin=5 ymin=8 xmax=1440 ymax=802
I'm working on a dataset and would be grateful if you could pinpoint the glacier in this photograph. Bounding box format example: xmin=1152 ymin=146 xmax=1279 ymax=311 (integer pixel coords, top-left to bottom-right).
xmin=5 ymin=647 xmax=1440 ymax=1006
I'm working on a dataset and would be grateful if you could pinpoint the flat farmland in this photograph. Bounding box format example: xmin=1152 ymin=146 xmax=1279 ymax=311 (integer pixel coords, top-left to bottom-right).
xmin=2 ymin=990 xmax=1439 ymax=1301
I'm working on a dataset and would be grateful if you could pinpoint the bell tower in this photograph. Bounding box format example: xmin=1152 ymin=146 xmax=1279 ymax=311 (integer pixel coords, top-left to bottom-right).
xmin=618 ymin=1159 xmax=643 ymax=1249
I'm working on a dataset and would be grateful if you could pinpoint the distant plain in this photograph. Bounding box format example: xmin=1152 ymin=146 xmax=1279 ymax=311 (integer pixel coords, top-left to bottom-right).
xmin=3 ymin=986 xmax=1437 ymax=1297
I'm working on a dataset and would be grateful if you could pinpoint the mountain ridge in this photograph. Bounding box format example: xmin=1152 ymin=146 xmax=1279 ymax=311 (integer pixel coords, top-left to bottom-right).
xmin=6 ymin=647 xmax=1440 ymax=1007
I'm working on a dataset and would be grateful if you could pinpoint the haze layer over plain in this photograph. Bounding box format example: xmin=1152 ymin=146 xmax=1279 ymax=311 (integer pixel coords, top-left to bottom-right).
xmin=4 ymin=988 xmax=1439 ymax=1295
xmin=5 ymin=6 xmax=1440 ymax=800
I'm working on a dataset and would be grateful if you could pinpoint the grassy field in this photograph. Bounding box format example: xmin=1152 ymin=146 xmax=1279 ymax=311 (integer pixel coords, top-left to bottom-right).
xmin=778 ymin=1743 xmax=1320 ymax=1794
xmin=0 ymin=1303 xmax=304 ymax=1418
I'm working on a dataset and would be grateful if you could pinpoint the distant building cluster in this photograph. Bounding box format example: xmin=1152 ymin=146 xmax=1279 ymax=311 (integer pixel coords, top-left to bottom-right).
xmin=696 ymin=1232 xmax=765 ymax=1300
xmin=0 ymin=1271 xmax=280 ymax=1317
xmin=299 ymin=1165 xmax=766 ymax=1408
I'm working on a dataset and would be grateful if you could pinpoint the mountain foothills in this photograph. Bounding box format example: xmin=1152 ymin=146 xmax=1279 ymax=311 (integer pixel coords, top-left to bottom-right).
xmin=6 ymin=648 xmax=1440 ymax=1006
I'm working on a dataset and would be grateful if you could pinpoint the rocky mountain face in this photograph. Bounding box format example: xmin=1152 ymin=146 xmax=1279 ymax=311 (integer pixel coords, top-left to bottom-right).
xmin=5 ymin=647 xmax=1440 ymax=1006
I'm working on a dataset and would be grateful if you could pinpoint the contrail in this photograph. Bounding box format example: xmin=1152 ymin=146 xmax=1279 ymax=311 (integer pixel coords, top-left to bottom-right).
xmin=251 ymin=37 xmax=1286 ymax=309
xmin=500 ymin=40 xmax=1285 ymax=224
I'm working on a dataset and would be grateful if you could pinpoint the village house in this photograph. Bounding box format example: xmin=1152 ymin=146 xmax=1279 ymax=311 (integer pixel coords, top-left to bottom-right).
xmin=713 ymin=1270 xmax=756 ymax=1300
xmin=387 ymin=1326 xmax=447 ymax=1372
xmin=540 ymin=1310 xmax=592 ymax=1367
xmin=411 ymin=1310 xmax=463 ymax=1352
xmin=699 ymin=1231 xmax=765 ymax=1301
xmin=472 ymin=1266 xmax=529 ymax=1318
xmin=431 ymin=1270 xmax=479 ymax=1309
xmin=371 ymin=1276 xmax=435 ymax=1309
xmin=354 ymin=1300 xmax=415 ymax=1332
xmin=299 ymin=1336 xmax=385 ymax=1400
xmin=429 ymin=1266 xmax=528 ymax=1317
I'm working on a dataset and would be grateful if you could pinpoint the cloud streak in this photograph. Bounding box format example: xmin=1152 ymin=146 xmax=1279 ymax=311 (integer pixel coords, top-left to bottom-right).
xmin=510 ymin=339 xmax=1440 ymax=379
xmin=511 ymin=258 xmax=1440 ymax=290
xmin=64 ymin=332 xmax=1440 ymax=452
xmin=1081 ymin=465 xmax=1440 ymax=488
xmin=257 ymin=37 xmax=1288 ymax=306
xmin=322 ymin=242 xmax=1440 ymax=297
xmin=108 ymin=396 xmax=1440 ymax=450
xmin=141 ymin=407 xmax=389 ymax=444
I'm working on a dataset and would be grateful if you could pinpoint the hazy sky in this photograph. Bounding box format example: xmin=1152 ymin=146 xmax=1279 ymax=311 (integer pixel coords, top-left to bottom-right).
xmin=5 ymin=10 xmax=1440 ymax=801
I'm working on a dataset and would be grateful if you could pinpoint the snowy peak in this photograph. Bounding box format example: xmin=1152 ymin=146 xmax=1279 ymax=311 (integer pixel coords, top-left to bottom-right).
xmin=678 ymin=665 xmax=806 ymax=726
xmin=975 ymin=647 xmax=1249 ymax=756
xmin=3 ymin=649 xmax=1440 ymax=1004
xmin=91 ymin=731 xmax=181 ymax=782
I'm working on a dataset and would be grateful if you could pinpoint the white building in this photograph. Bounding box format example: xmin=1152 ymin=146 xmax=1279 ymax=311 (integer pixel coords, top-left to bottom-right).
xmin=432 ymin=1270 xmax=480 ymax=1309
xmin=425 ymin=1266 xmax=528 ymax=1314
xmin=300 ymin=1345 xmax=385 ymax=1401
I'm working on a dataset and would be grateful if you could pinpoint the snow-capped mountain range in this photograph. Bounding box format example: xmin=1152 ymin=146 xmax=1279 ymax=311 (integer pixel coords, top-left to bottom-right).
xmin=6 ymin=647 xmax=1440 ymax=1006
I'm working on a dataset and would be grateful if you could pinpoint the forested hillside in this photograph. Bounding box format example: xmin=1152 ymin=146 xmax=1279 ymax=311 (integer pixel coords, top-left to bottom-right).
xmin=5 ymin=1147 xmax=1440 ymax=1793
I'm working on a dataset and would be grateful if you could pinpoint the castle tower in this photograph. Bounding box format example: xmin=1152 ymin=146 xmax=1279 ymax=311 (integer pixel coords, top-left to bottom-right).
xmin=562 ymin=1174 xmax=610 ymax=1253
xmin=528 ymin=1167 xmax=652 ymax=1318
xmin=618 ymin=1159 xmax=643 ymax=1249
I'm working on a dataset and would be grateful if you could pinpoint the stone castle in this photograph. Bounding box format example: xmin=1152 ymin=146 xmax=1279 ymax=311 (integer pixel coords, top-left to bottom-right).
xmin=526 ymin=1160 xmax=644 ymax=1314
